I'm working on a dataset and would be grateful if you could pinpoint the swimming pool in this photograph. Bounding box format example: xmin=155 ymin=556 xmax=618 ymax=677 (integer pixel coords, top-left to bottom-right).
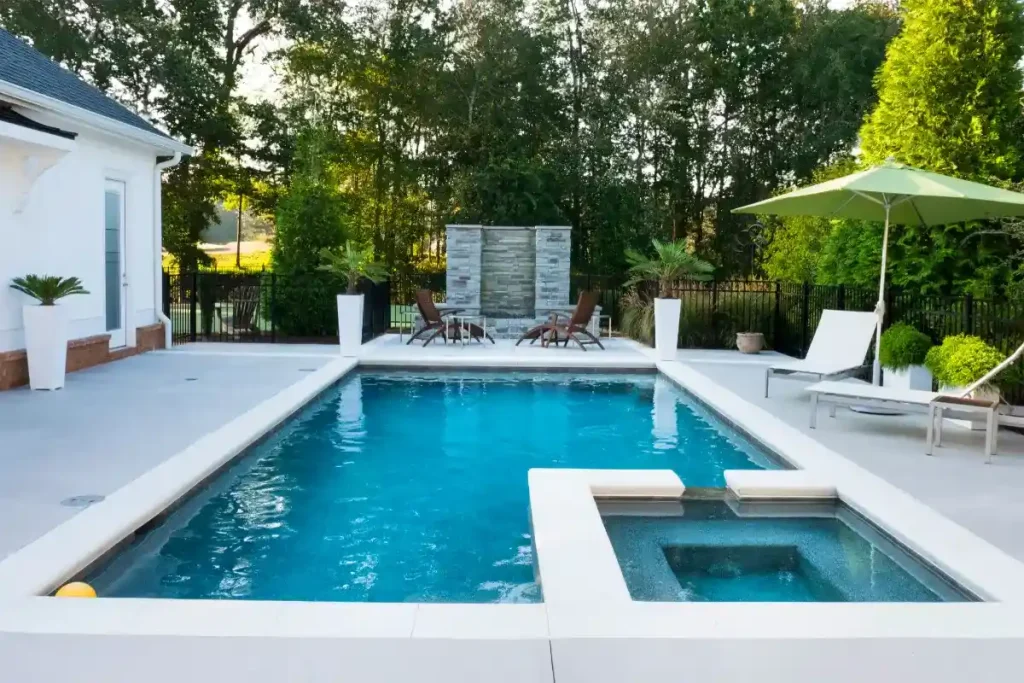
xmin=90 ymin=371 xmax=778 ymax=603
xmin=602 ymin=499 xmax=973 ymax=602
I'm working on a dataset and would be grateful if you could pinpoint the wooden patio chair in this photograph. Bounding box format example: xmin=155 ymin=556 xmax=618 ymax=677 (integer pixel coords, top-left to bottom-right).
xmin=216 ymin=284 xmax=261 ymax=338
xmin=407 ymin=290 xmax=460 ymax=346
xmin=516 ymin=291 xmax=604 ymax=351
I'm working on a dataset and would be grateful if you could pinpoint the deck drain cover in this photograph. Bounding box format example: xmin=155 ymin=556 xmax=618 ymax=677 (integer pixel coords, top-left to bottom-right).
xmin=61 ymin=494 xmax=105 ymax=508
xmin=185 ymin=377 xmax=198 ymax=381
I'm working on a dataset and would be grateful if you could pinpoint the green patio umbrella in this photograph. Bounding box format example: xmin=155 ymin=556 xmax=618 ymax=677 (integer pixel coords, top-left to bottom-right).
xmin=733 ymin=159 xmax=1024 ymax=385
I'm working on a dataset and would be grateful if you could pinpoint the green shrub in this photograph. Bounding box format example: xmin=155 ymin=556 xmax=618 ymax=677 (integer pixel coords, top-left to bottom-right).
xmin=924 ymin=334 xmax=1005 ymax=388
xmin=879 ymin=323 xmax=932 ymax=371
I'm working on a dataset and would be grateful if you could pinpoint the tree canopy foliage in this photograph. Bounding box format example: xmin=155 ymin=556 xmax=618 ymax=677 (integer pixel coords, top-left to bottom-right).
xmin=763 ymin=0 xmax=1024 ymax=295
xmin=2 ymin=0 xmax=898 ymax=278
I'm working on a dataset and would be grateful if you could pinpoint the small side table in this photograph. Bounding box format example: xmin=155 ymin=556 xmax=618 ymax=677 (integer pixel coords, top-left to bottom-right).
xmin=589 ymin=314 xmax=612 ymax=339
xmin=450 ymin=314 xmax=488 ymax=346
xmin=926 ymin=394 xmax=1001 ymax=462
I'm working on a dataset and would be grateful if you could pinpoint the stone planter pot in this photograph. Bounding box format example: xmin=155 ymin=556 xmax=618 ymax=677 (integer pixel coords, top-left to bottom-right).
xmin=22 ymin=304 xmax=68 ymax=390
xmin=336 ymin=294 xmax=364 ymax=357
xmin=654 ymin=298 xmax=681 ymax=361
xmin=884 ymin=365 xmax=932 ymax=391
xmin=736 ymin=332 xmax=765 ymax=354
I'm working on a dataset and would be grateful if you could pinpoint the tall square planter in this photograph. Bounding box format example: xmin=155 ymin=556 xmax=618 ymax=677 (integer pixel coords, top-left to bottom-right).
xmin=336 ymin=294 xmax=364 ymax=357
xmin=23 ymin=304 xmax=68 ymax=390
xmin=654 ymin=298 xmax=681 ymax=361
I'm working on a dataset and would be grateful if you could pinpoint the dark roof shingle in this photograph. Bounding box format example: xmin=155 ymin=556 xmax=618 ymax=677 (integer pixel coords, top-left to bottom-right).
xmin=0 ymin=28 xmax=174 ymax=142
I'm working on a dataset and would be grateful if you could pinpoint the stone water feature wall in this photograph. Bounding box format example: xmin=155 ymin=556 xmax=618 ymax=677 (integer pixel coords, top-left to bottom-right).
xmin=481 ymin=228 xmax=536 ymax=317
xmin=444 ymin=225 xmax=574 ymax=336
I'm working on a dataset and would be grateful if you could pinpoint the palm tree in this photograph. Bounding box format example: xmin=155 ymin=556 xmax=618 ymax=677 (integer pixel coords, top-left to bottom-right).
xmin=318 ymin=241 xmax=389 ymax=294
xmin=624 ymin=240 xmax=714 ymax=298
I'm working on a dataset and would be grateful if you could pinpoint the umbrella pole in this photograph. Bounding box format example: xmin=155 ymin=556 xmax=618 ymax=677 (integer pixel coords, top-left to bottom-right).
xmin=873 ymin=203 xmax=891 ymax=385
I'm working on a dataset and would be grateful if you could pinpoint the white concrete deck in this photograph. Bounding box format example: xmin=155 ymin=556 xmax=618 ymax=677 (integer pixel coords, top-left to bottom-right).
xmin=359 ymin=333 xmax=656 ymax=368
xmin=4 ymin=340 xmax=1024 ymax=682
xmin=0 ymin=348 xmax=335 ymax=560
xmin=684 ymin=353 xmax=1024 ymax=562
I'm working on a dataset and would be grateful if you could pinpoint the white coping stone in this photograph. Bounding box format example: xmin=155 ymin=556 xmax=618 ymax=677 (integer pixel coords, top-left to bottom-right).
xmin=657 ymin=360 xmax=1024 ymax=604
xmin=5 ymin=345 xmax=1024 ymax=678
xmin=529 ymin=469 xmax=684 ymax=604
xmin=725 ymin=469 xmax=837 ymax=499
xmin=412 ymin=604 xmax=549 ymax=639
xmin=0 ymin=357 xmax=358 ymax=599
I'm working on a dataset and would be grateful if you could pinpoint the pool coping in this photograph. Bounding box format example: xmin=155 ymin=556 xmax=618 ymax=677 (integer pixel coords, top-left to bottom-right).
xmin=2 ymin=344 xmax=1024 ymax=676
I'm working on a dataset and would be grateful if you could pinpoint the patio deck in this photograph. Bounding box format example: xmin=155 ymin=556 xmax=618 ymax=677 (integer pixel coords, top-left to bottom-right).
xmin=3 ymin=341 xmax=1024 ymax=681
xmin=0 ymin=348 xmax=334 ymax=560
xmin=358 ymin=333 xmax=655 ymax=368
xmin=683 ymin=353 xmax=1024 ymax=562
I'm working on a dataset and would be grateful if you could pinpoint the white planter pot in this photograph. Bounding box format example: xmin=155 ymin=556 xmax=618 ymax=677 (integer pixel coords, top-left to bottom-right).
xmin=22 ymin=304 xmax=69 ymax=390
xmin=654 ymin=298 xmax=681 ymax=361
xmin=884 ymin=365 xmax=932 ymax=391
xmin=336 ymin=294 xmax=364 ymax=357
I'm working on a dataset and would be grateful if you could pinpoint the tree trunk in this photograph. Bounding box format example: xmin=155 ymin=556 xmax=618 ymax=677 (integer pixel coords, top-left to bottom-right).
xmin=236 ymin=192 xmax=243 ymax=269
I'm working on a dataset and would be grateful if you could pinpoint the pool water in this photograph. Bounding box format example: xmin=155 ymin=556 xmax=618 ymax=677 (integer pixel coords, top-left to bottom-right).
xmin=603 ymin=500 xmax=972 ymax=602
xmin=90 ymin=371 xmax=777 ymax=603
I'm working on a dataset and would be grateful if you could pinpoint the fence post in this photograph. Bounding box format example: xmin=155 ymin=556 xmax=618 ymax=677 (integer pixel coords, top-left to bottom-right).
xmin=800 ymin=282 xmax=810 ymax=357
xmin=710 ymin=279 xmax=719 ymax=344
xmin=270 ymin=273 xmax=277 ymax=343
xmin=964 ymin=293 xmax=974 ymax=335
xmin=189 ymin=271 xmax=198 ymax=343
xmin=837 ymin=284 xmax=846 ymax=311
xmin=773 ymin=282 xmax=781 ymax=350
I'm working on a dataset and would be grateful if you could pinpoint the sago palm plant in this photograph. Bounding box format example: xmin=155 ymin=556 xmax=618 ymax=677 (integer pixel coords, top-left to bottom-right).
xmin=10 ymin=275 xmax=89 ymax=305
xmin=318 ymin=241 xmax=390 ymax=294
xmin=624 ymin=239 xmax=714 ymax=298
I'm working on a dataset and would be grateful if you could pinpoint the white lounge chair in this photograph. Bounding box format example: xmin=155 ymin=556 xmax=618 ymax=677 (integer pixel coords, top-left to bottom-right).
xmin=806 ymin=342 xmax=1024 ymax=461
xmin=765 ymin=310 xmax=878 ymax=397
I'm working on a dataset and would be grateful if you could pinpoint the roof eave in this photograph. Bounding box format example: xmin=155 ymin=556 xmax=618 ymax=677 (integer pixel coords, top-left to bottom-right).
xmin=0 ymin=78 xmax=193 ymax=156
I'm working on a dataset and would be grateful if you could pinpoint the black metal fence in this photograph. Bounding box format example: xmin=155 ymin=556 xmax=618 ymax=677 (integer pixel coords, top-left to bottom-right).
xmin=668 ymin=280 xmax=1024 ymax=364
xmin=571 ymin=273 xmax=626 ymax=324
xmin=163 ymin=270 xmax=392 ymax=345
xmin=669 ymin=281 xmax=1024 ymax=402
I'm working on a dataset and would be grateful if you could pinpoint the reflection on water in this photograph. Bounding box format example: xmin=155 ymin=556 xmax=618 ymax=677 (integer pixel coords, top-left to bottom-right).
xmin=90 ymin=372 xmax=775 ymax=603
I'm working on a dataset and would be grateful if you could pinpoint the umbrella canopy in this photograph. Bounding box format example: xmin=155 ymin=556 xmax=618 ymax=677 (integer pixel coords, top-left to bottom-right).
xmin=733 ymin=160 xmax=1024 ymax=386
xmin=734 ymin=160 xmax=1024 ymax=224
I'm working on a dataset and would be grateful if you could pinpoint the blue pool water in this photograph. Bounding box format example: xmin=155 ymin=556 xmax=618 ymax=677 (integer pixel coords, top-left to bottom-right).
xmin=603 ymin=500 xmax=972 ymax=602
xmin=91 ymin=372 xmax=777 ymax=603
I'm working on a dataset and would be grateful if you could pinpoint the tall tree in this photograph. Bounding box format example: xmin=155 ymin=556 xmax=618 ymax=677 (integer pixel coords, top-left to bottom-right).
xmin=860 ymin=0 xmax=1024 ymax=180
xmin=859 ymin=0 xmax=1024 ymax=294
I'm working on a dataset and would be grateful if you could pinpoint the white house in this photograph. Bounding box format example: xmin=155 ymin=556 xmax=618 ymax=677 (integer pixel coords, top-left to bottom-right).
xmin=0 ymin=29 xmax=191 ymax=389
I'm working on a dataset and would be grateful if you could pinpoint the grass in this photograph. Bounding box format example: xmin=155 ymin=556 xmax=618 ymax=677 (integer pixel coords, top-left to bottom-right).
xmin=162 ymin=250 xmax=273 ymax=272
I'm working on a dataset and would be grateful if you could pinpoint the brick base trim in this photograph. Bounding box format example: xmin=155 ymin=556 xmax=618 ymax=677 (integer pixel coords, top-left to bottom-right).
xmin=0 ymin=322 xmax=166 ymax=390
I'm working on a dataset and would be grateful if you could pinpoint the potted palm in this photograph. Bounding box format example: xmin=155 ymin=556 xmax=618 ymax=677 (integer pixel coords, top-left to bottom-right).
xmin=879 ymin=323 xmax=933 ymax=390
xmin=625 ymin=239 xmax=714 ymax=360
xmin=319 ymin=241 xmax=389 ymax=356
xmin=10 ymin=275 xmax=89 ymax=390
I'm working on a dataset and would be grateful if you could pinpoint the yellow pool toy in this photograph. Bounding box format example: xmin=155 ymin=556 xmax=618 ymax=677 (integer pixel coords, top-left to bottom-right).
xmin=55 ymin=582 xmax=96 ymax=598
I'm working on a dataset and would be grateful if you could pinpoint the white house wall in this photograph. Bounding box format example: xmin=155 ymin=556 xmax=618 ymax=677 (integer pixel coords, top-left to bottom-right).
xmin=0 ymin=122 xmax=159 ymax=353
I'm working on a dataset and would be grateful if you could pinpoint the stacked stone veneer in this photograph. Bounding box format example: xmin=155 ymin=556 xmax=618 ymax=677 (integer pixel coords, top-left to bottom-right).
xmin=443 ymin=224 xmax=578 ymax=337
xmin=481 ymin=227 xmax=536 ymax=317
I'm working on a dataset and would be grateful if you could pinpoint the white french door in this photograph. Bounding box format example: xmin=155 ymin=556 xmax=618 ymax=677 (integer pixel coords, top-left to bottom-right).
xmin=104 ymin=180 xmax=127 ymax=347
